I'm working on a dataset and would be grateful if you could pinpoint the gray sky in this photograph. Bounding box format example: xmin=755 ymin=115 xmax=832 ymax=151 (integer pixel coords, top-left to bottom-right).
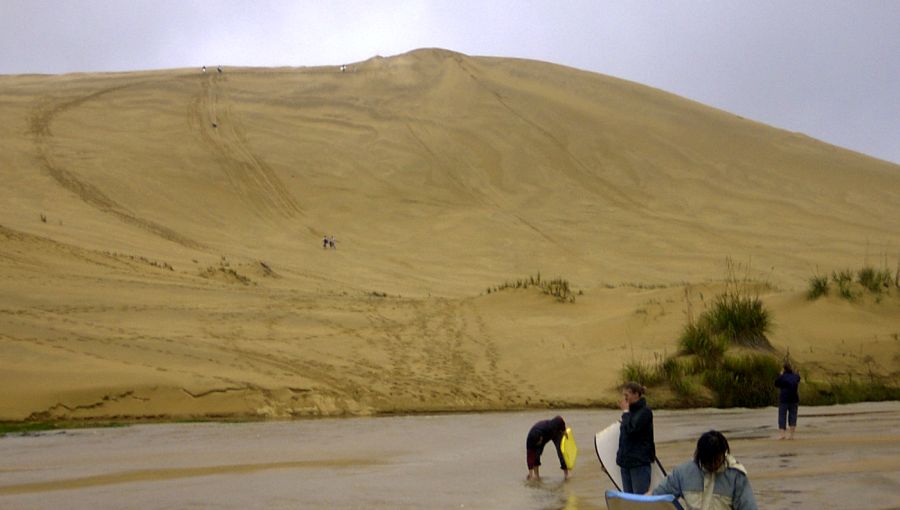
xmin=2 ymin=1 xmax=898 ymax=164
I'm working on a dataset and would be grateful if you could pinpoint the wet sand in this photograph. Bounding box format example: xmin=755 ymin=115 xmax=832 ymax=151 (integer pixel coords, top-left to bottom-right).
xmin=1 ymin=401 xmax=898 ymax=509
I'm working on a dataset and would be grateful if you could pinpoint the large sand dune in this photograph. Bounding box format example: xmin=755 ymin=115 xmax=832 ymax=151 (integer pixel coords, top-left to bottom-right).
xmin=1 ymin=49 xmax=898 ymax=421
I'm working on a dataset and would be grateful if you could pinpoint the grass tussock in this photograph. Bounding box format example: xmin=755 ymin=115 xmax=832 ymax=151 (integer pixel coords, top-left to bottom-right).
xmin=857 ymin=266 xmax=892 ymax=294
xmin=807 ymin=274 xmax=829 ymax=299
xmin=808 ymin=263 xmax=899 ymax=301
xmin=705 ymin=293 xmax=772 ymax=348
xmin=703 ymin=353 xmax=781 ymax=407
xmin=621 ymin=358 xmax=665 ymax=387
xmin=486 ymin=273 xmax=578 ymax=303
xmin=678 ymin=323 xmax=725 ymax=369
xmin=680 ymin=283 xmax=772 ymax=353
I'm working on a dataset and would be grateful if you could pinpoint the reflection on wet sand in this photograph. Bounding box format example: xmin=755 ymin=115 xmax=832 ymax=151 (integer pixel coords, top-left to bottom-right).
xmin=0 ymin=402 xmax=898 ymax=510
xmin=0 ymin=459 xmax=378 ymax=496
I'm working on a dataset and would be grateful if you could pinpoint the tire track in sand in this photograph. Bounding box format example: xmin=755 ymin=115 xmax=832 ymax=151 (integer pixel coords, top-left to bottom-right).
xmin=364 ymin=297 xmax=524 ymax=407
xmin=29 ymin=82 xmax=204 ymax=250
xmin=189 ymin=72 xmax=302 ymax=219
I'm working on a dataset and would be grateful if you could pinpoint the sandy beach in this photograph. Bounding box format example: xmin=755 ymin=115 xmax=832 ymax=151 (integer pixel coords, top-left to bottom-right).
xmin=1 ymin=402 xmax=898 ymax=509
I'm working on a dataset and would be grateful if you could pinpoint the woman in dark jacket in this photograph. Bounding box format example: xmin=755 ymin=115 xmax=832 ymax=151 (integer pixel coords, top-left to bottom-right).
xmin=526 ymin=415 xmax=569 ymax=481
xmin=617 ymin=382 xmax=656 ymax=494
xmin=774 ymin=362 xmax=801 ymax=440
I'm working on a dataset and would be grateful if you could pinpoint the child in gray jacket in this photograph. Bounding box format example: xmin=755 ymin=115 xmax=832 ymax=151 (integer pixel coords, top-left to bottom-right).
xmin=652 ymin=430 xmax=757 ymax=510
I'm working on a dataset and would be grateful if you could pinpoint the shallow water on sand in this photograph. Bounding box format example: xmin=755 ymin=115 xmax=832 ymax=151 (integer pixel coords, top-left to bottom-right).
xmin=1 ymin=402 xmax=898 ymax=509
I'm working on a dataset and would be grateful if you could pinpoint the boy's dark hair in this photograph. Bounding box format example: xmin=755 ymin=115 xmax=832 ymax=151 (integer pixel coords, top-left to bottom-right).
xmin=694 ymin=430 xmax=730 ymax=471
xmin=783 ymin=362 xmax=794 ymax=373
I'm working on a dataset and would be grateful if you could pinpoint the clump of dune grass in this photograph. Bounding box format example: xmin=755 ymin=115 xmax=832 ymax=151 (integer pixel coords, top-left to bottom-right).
xmin=807 ymin=274 xmax=829 ymax=300
xmin=857 ymin=266 xmax=892 ymax=294
xmin=680 ymin=290 xmax=772 ymax=352
xmin=487 ymin=273 xmax=577 ymax=303
xmin=621 ymin=360 xmax=664 ymax=387
xmin=678 ymin=323 xmax=726 ymax=368
xmin=703 ymin=353 xmax=781 ymax=407
xmin=705 ymin=293 xmax=772 ymax=349
xmin=622 ymin=260 xmax=778 ymax=406
xmin=832 ymin=269 xmax=856 ymax=300
xmin=813 ymin=264 xmax=898 ymax=301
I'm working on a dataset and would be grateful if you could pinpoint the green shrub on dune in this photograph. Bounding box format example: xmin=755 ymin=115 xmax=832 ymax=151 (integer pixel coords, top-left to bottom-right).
xmin=806 ymin=274 xmax=829 ymax=300
xmin=678 ymin=323 xmax=725 ymax=369
xmin=621 ymin=360 xmax=664 ymax=387
xmin=625 ymin=281 xmax=777 ymax=407
xmin=857 ymin=266 xmax=892 ymax=294
xmin=703 ymin=353 xmax=780 ymax=407
xmin=705 ymin=293 xmax=772 ymax=349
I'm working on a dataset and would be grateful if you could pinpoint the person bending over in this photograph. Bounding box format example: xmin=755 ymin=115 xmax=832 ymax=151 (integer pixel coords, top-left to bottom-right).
xmin=525 ymin=415 xmax=569 ymax=481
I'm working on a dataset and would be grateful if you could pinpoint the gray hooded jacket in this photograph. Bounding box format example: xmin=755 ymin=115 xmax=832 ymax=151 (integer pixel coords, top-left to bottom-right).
xmin=652 ymin=454 xmax=757 ymax=510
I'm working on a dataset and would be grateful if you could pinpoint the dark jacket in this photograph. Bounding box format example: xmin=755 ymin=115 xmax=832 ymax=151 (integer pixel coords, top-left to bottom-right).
xmin=617 ymin=397 xmax=656 ymax=468
xmin=527 ymin=416 xmax=567 ymax=470
xmin=774 ymin=372 xmax=801 ymax=404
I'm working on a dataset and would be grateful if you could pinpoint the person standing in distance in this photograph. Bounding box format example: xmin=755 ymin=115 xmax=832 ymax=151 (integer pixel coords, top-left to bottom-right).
xmin=616 ymin=381 xmax=656 ymax=494
xmin=525 ymin=415 xmax=570 ymax=481
xmin=774 ymin=362 xmax=801 ymax=440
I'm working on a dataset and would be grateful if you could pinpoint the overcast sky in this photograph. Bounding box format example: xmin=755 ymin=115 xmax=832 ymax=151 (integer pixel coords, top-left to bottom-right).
xmin=2 ymin=1 xmax=898 ymax=164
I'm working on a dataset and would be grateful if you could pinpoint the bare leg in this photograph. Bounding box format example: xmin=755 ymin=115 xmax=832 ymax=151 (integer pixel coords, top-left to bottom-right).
xmin=778 ymin=428 xmax=786 ymax=440
xmin=788 ymin=426 xmax=796 ymax=440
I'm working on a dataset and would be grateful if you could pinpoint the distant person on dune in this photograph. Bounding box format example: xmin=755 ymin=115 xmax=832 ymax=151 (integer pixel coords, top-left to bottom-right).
xmin=526 ymin=415 xmax=570 ymax=481
xmin=774 ymin=362 xmax=801 ymax=440
xmin=202 ymin=65 xmax=206 ymax=73
xmin=652 ymin=430 xmax=757 ymax=510
xmin=329 ymin=236 xmax=336 ymax=249
xmin=217 ymin=66 xmax=222 ymax=74
xmin=323 ymin=235 xmax=329 ymax=249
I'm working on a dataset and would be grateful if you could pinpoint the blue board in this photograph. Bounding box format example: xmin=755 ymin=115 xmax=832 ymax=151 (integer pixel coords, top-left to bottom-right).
xmin=605 ymin=490 xmax=684 ymax=510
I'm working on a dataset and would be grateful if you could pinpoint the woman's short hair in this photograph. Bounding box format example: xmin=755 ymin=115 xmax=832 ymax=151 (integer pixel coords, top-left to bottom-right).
xmin=622 ymin=381 xmax=646 ymax=396
xmin=694 ymin=430 xmax=730 ymax=471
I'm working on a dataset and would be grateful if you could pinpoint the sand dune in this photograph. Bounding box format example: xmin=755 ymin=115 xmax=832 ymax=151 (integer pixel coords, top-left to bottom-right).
xmin=1 ymin=49 xmax=898 ymax=421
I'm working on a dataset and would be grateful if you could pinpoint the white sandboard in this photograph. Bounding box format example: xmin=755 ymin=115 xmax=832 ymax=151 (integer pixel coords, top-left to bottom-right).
xmin=594 ymin=422 xmax=667 ymax=491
